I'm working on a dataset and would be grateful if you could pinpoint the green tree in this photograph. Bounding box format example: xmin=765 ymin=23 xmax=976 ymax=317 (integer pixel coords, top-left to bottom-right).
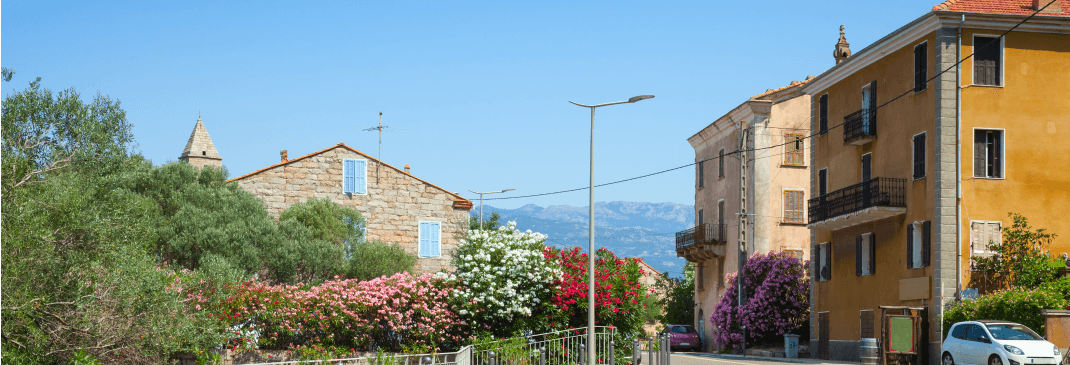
xmin=1 ymin=78 xmax=227 ymax=363
xmin=345 ymin=240 xmax=418 ymax=281
xmin=469 ymin=211 xmax=502 ymax=231
xmin=971 ymin=213 xmax=1059 ymax=289
xmin=659 ymin=261 xmax=696 ymax=325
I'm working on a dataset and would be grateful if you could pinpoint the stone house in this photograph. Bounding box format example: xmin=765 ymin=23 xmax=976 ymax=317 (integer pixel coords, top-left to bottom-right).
xmin=216 ymin=140 xmax=473 ymax=274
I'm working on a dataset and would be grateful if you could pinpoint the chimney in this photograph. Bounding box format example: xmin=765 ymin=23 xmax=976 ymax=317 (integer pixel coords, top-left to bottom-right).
xmin=1034 ymin=0 xmax=1062 ymax=13
xmin=404 ymin=164 xmax=411 ymax=174
xmin=280 ymin=150 xmax=288 ymax=163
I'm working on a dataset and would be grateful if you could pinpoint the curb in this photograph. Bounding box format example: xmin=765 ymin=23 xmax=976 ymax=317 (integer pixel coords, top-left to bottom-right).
xmin=673 ymin=352 xmax=860 ymax=365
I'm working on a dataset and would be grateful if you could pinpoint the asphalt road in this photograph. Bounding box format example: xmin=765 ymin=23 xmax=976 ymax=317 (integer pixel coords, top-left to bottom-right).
xmin=665 ymin=353 xmax=850 ymax=365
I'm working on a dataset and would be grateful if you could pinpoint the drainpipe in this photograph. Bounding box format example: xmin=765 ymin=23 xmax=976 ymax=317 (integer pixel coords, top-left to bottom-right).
xmin=956 ymin=14 xmax=964 ymax=300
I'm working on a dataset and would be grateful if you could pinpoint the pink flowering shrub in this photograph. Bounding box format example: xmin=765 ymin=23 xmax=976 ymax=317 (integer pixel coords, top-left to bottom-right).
xmin=211 ymin=272 xmax=469 ymax=351
xmin=711 ymin=251 xmax=809 ymax=350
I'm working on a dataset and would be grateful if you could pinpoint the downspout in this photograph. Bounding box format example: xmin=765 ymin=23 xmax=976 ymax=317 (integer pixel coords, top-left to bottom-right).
xmin=956 ymin=13 xmax=964 ymax=300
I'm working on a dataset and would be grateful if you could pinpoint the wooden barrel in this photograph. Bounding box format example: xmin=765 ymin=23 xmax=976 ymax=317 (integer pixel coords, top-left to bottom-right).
xmin=860 ymin=338 xmax=880 ymax=365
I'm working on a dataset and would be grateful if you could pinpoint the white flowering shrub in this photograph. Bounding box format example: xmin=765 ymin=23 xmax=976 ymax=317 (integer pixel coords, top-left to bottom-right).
xmin=452 ymin=222 xmax=562 ymax=336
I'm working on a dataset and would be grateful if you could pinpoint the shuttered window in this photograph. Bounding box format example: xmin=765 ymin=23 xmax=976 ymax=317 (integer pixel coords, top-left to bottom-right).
xmin=914 ymin=42 xmax=928 ymax=93
xmin=819 ymin=168 xmax=828 ymax=197
xmin=783 ymin=249 xmax=804 ymax=260
xmin=913 ymin=133 xmax=926 ymax=179
xmin=343 ymin=159 xmax=368 ymax=194
xmin=974 ymin=36 xmax=1001 ymax=86
xmin=697 ymin=263 xmax=704 ymax=290
xmin=817 ymin=242 xmax=832 ymax=281
xmin=855 ymin=233 xmax=875 ymax=276
xmin=783 ymin=190 xmax=805 ymax=224
xmin=698 ymin=160 xmax=705 ymax=188
xmin=819 ymin=94 xmax=829 ymax=134
xmin=697 ymin=209 xmax=704 ymax=226
xmin=970 ymin=221 xmax=1002 ymax=262
xmin=974 ymin=130 xmax=1003 ymax=178
xmin=718 ymin=149 xmax=725 ymax=178
xmin=906 ymin=221 xmax=931 ymax=269
xmin=784 ymin=134 xmax=805 ymax=165
xmin=419 ymin=221 xmax=441 ymax=258
xmin=861 ymin=153 xmax=872 ymax=182
xmin=717 ymin=257 xmax=725 ymax=288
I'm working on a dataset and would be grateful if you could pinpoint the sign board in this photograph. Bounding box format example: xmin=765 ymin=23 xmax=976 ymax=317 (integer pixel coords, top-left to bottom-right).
xmin=887 ymin=316 xmax=915 ymax=354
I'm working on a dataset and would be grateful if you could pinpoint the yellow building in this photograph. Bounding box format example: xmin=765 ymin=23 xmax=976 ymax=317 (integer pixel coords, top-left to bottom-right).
xmin=801 ymin=0 xmax=1070 ymax=363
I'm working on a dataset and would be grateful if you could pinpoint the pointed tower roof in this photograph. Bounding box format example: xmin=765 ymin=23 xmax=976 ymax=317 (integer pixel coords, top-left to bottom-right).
xmin=834 ymin=25 xmax=852 ymax=64
xmin=179 ymin=114 xmax=222 ymax=169
xmin=180 ymin=114 xmax=221 ymax=159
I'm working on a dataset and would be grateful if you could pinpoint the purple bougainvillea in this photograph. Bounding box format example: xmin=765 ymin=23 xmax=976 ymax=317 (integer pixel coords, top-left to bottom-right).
xmin=711 ymin=251 xmax=810 ymax=350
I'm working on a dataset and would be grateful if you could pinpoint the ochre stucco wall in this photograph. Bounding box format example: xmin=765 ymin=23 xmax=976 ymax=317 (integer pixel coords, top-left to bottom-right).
xmin=958 ymin=29 xmax=1070 ymax=289
xmin=810 ymin=30 xmax=938 ymax=342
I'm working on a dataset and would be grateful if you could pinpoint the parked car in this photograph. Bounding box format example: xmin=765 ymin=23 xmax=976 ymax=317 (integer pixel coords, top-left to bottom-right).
xmin=942 ymin=321 xmax=1062 ymax=365
xmin=662 ymin=325 xmax=702 ymax=352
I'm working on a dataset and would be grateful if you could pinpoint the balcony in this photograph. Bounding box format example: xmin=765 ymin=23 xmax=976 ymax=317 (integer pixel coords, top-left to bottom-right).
xmin=808 ymin=177 xmax=906 ymax=231
xmin=675 ymin=223 xmax=727 ymax=262
xmin=843 ymin=108 xmax=877 ymax=145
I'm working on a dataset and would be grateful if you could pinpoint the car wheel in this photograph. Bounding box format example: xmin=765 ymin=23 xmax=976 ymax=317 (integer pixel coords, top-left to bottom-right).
xmin=943 ymin=352 xmax=955 ymax=365
xmin=989 ymin=355 xmax=1003 ymax=365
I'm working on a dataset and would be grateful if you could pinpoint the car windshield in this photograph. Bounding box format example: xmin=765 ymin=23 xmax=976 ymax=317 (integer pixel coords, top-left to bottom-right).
xmin=985 ymin=324 xmax=1043 ymax=340
xmin=672 ymin=326 xmax=697 ymax=334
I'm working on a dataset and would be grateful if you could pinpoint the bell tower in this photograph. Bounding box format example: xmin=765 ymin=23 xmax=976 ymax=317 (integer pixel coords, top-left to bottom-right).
xmin=178 ymin=113 xmax=223 ymax=169
xmin=834 ymin=25 xmax=852 ymax=64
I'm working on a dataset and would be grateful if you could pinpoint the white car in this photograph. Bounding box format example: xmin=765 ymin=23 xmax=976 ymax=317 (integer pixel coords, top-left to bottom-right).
xmin=942 ymin=321 xmax=1063 ymax=365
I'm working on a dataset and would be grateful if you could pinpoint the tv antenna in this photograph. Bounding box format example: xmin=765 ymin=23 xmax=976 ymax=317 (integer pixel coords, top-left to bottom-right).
xmin=362 ymin=112 xmax=390 ymax=182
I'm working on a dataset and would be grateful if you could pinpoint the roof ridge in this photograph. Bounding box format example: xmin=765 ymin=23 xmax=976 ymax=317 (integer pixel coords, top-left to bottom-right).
xmin=226 ymin=143 xmax=470 ymax=203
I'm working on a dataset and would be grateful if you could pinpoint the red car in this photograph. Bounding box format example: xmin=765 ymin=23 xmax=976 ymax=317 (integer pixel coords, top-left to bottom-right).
xmin=663 ymin=325 xmax=703 ymax=352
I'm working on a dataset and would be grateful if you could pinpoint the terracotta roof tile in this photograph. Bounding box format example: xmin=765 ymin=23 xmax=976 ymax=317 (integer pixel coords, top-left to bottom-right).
xmin=751 ymin=78 xmax=812 ymax=99
xmin=932 ymin=0 xmax=1069 ymax=16
xmin=226 ymin=143 xmax=472 ymax=206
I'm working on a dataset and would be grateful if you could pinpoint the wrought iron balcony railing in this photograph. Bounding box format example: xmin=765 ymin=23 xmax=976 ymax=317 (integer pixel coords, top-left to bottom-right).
xmin=843 ymin=108 xmax=877 ymax=144
xmin=675 ymin=223 xmax=727 ymax=250
xmin=808 ymin=177 xmax=906 ymax=224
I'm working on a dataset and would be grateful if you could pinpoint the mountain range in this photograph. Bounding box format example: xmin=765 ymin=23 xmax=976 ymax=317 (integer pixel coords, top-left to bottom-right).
xmin=471 ymin=201 xmax=694 ymax=277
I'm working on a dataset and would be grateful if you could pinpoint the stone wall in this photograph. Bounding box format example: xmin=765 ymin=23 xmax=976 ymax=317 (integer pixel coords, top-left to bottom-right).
xmin=231 ymin=145 xmax=469 ymax=274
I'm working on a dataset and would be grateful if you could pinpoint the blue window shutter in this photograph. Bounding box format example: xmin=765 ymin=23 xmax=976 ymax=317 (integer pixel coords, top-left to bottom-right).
xmin=430 ymin=222 xmax=441 ymax=257
xmin=419 ymin=222 xmax=430 ymax=257
xmin=343 ymin=159 xmax=356 ymax=194
xmin=356 ymin=160 xmax=367 ymax=194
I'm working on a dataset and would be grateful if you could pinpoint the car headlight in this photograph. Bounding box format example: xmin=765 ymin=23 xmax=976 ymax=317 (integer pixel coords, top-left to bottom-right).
xmin=1004 ymin=345 xmax=1024 ymax=355
xmin=1055 ymin=346 xmax=1062 ymax=356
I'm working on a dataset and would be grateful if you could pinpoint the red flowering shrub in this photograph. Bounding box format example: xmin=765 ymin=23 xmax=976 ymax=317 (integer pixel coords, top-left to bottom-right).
xmin=711 ymin=251 xmax=809 ymax=350
xmin=544 ymin=247 xmax=650 ymax=337
xmin=210 ymin=272 xmax=469 ymax=352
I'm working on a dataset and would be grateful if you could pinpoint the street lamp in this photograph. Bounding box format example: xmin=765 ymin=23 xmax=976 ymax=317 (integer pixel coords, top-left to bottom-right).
xmin=568 ymin=94 xmax=653 ymax=365
xmin=468 ymin=189 xmax=515 ymax=230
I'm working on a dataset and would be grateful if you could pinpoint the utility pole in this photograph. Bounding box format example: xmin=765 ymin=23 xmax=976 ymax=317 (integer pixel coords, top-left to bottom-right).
xmin=362 ymin=112 xmax=389 ymax=183
xmin=737 ymin=124 xmax=751 ymax=355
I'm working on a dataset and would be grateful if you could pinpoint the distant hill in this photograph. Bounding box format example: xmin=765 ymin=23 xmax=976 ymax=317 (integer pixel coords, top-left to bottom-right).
xmin=473 ymin=201 xmax=693 ymax=277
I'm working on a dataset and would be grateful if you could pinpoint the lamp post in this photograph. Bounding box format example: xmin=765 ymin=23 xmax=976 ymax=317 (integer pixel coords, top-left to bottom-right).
xmin=568 ymin=94 xmax=654 ymax=365
xmin=468 ymin=189 xmax=514 ymax=230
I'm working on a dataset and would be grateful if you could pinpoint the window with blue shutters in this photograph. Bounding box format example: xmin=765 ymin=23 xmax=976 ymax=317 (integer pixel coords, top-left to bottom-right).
xmin=419 ymin=221 xmax=441 ymax=258
xmin=343 ymin=159 xmax=368 ymax=194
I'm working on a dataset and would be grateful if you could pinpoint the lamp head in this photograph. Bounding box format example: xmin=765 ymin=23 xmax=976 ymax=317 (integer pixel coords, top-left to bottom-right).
xmin=628 ymin=95 xmax=655 ymax=103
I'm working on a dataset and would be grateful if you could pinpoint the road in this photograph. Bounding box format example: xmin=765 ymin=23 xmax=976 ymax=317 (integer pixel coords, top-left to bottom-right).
xmin=660 ymin=353 xmax=855 ymax=365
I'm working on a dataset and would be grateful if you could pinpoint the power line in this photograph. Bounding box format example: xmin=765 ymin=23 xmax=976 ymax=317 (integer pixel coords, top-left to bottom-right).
xmin=467 ymin=4 xmax=1052 ymax=202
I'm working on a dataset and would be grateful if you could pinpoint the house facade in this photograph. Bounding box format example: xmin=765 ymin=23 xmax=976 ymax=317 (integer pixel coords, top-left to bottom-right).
xmin=225 ymin=143 xmax=473 ymax=274
xmin=680 ymin=80 xmax=813 ymax=352
xmin=802 ymin=1 xmax=1070 ymax=362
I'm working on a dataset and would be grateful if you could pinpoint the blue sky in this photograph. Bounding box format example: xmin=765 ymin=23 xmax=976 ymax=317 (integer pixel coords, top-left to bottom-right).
xmin=4 ymin=0 xmax=939 ymax=209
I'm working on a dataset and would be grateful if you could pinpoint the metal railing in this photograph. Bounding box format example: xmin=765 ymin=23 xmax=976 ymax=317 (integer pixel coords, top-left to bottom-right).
xmin=674 ymin=223 xmax=726 ymax=250
xmin=240 ymin=346 xmax=474 ymax=365
xmin=808 ymin=177 xmax=906 ymax=224
xmin=843 ymin=108 xmax=877 ymax=143
xmin=472 ymin=326 xmax=617 ymax=365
